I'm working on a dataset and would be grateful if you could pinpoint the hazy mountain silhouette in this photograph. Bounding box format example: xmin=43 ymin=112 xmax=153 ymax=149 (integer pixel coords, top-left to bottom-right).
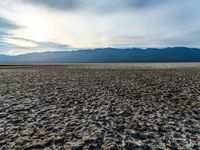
xmin=1 ymin=47 xmax=200 ymax=63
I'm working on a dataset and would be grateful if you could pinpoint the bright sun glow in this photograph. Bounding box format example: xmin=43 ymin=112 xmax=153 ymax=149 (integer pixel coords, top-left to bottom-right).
xmin=13 ymin=7 xmax=54 ymax=43
xmin=24 ymin=13 xmax=52 ymax=42
xmin=27 ymin=15 xmax=49 ymax=41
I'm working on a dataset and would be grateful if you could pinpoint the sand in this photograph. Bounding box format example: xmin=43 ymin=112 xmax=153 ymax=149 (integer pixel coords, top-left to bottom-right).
xmin=0 ymin=64 xmax=200 ymax=149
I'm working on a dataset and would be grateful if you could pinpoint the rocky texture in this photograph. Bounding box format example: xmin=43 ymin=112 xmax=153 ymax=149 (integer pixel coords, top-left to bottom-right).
xmin=0 ymin=65 xmax=200 ymax=149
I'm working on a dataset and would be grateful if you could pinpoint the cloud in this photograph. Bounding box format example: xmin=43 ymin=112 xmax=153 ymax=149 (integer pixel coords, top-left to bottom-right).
xmin=0 ymin=31 xmax=11 ymax=36
xmin=3 ymin=37 xmax=38 ymax=48
xmin=9 ymin=37 xmax=71 ymax=49
xmin=0 ymin=16 xmax=25 ymax=54
xmin=0 ymin=0 xmax=200 ymax=55
xmin=21 ymin=0 xmax=165 ymax=13
xmin=38 ymin=42 xmax=70 ymax=50
xmin=0 ymin=16 xmax=21 ymax=29
xmin=1 ymin=36 xmax=71 ymax=55
xmin=22 ymin=0 xmax=78 ymax=11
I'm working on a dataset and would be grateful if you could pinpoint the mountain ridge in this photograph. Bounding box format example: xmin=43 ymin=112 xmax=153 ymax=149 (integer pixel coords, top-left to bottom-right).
xmin=1 ymin=47 xmax=200 ymax=63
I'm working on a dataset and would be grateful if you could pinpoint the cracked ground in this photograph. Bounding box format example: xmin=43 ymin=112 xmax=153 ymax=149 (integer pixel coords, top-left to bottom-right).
xmin=0 ymin=65 xmax=200 ymax=149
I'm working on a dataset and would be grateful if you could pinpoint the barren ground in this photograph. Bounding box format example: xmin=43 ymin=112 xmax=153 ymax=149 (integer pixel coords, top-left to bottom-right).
xmin=0 ymin=65 xmax=200 ymax=149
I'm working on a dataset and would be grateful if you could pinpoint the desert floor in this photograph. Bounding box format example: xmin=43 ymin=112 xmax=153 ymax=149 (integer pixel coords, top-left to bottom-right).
xmin=0 ymin=64 xmax=200 ymax=149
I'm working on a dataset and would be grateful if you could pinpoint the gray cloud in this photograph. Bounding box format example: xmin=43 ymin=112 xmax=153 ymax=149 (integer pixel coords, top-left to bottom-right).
xmin=10 ymin=37 xmax=71 ymax=49
xmin=0 ymin=16 xmax=21 ymax=29
xmin=0 ymin=31 xmax=12 ymax=39
xmin=22 ymin=0 xmax=78 ymax=11
xmin=38 ymin=42 xmax=70 ymax=49
xmin=0 ymin=38 xmax=72 ymax=55
xmin=21 ymin=0 xmax=165 ymax=13
xmin=128 ymin=0 xmax=162 ymax=8
xmin=0 ymin=16 xmax=22 ymax=49
xmin=0 ymin=31 xmax=10 ymax=36
xmin=1 ymin=36 xmax=71 ymax=52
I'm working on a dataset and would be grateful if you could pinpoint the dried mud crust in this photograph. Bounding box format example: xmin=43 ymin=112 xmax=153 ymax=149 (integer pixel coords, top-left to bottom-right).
xmin=0 ymin=65 xmax=200 ymax=149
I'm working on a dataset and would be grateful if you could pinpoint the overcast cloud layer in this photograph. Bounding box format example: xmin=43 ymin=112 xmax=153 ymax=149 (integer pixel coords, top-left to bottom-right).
xmin=0 ymin=0 xmax=200 ymax=55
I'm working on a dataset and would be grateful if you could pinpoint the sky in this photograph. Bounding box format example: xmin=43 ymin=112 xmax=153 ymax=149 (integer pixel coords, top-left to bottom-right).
xmin=0 ymin=0 xmax=200 ymax=55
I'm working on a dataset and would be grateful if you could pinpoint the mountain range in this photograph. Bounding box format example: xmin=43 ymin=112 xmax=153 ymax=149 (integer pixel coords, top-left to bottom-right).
xmin=1 ymin=47 xmax=200 ymax=63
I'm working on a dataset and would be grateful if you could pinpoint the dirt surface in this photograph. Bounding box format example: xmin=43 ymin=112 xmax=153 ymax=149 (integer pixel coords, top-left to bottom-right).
xmin=0 ymin=65 xmax=200 ymax=149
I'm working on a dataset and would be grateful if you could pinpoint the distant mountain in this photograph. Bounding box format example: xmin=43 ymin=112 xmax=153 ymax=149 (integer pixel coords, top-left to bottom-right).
xmin=1 ymin=47 xmax=200 ymax=63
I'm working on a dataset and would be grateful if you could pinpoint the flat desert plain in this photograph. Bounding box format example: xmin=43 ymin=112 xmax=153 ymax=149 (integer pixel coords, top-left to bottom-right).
xmin=0 ymin=64 xmax=200 ymax=149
